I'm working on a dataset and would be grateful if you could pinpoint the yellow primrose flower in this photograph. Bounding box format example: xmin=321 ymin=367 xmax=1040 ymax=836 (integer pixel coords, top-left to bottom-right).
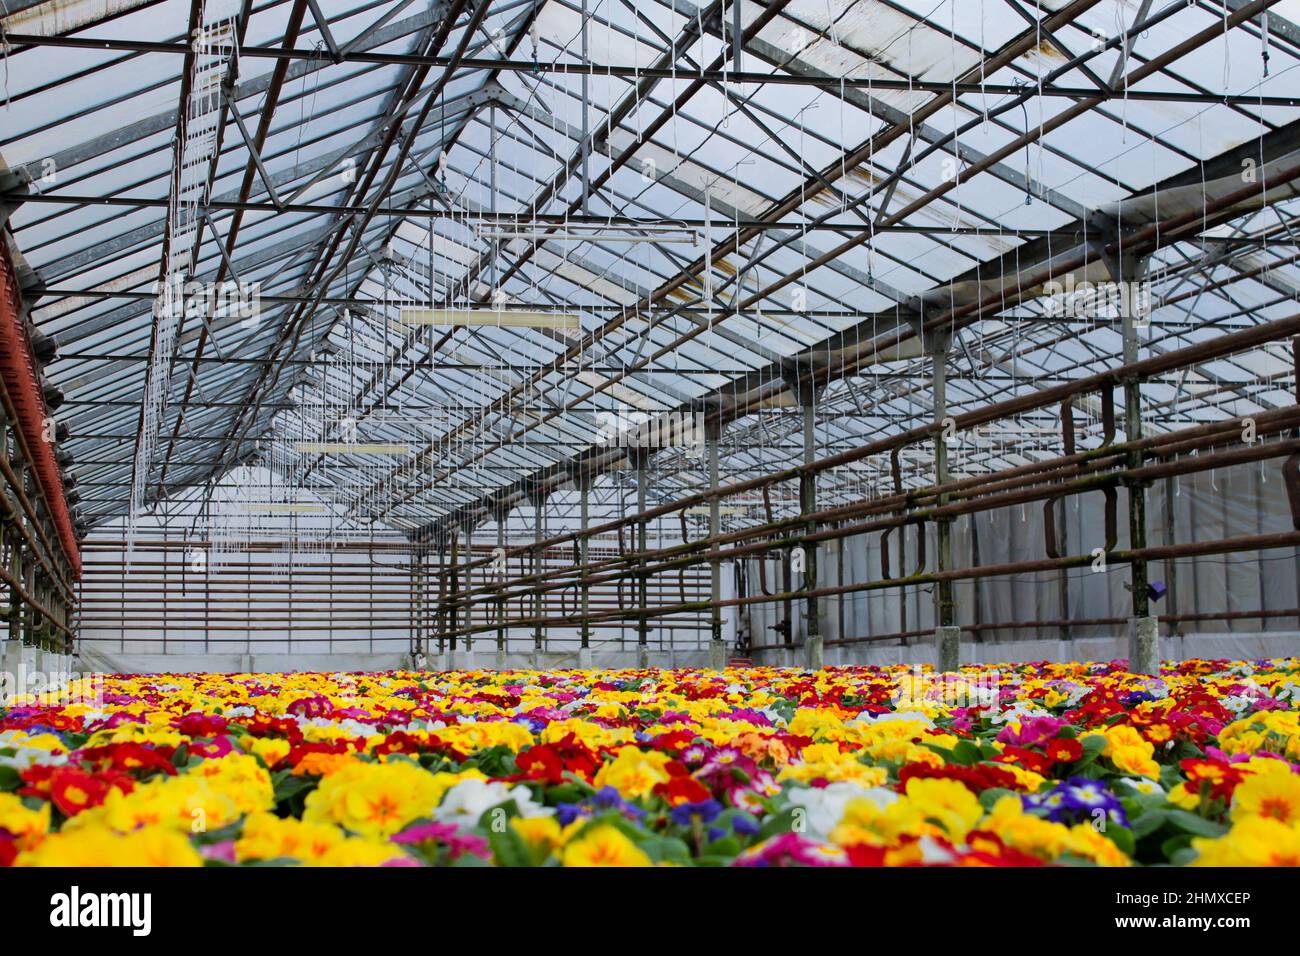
xmin=86 ymin=724 xmax=187 ymax=749
xmin=897 ymin=777 xmax=985 ymax=844
xmin=540 ymin=718 xmax=635 ymax=749
xmin=240 ymin=735 xmax=292 ymax=767
xmin=293 ymin=751 xmax=361 ymax=777
xmin=299 ymin=724 xmax=357 ymax=744
xmin=982 ymin=795 xmax=1075 ymax=862
xmin=190 ymin=754 xmax=275 ymax=813
xmin=439 ymin=720 xmax=534 ymax=754
xmin=561 ymin=824 xmax=652 ymax=867
xmin=1062 ymin=823 xmax=1132 ymax=867
xmin=592 ymin=746 xmax=673 ymax=799
xmin=512 ymin=816 xmax=563 ymax=856
xmin=0 ymin=792 xmax=51 ymax=847
xmin=17 ymin=826 xmax=202 ymax=867
xmin=235 ymin=812 xmax=346 ymax=863
xmin=308 ymin=838 xmax=409 ymax=867
xmin=1100 ymin=726 xmax=1159 ymax=778
xmin=788 ymin=708 xmax=844 ymax=740
xmin=1192 ymin=816 xmax=1300 ymax=866
xmin=1218 ymin=711 xmax=1300 ymax=758
xmin=10 ymin=732 xmax=67 ymax=756
xmin=302 ymin=760 xmax=447 ymax=839
xmin=1230 ymin=770 xmax=1300 ymax=826
xmin=1043 ymin=689 xmax=1070 ymax=708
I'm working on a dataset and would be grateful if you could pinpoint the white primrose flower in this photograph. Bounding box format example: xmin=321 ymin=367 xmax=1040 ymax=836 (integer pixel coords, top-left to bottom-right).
xmin=431 ymin=778 xmax=554 ymax=824
xmin=785 ymin=781 xmax=897 ymax=840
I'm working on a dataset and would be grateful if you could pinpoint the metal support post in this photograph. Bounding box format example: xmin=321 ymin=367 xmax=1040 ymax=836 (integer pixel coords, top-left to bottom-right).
xmin=491 ymin=499 xmax=511 ymax=671
xmin=628 ymin=447 xmax=652 ymax=668
xmin=1112 ymin=251 xmax=1159 ymax=674
xmin=576 ymin=472 xmax=594 ymax=669
xmin=930 ymin=328 xmax=960 ymax=672
xmin=704 ymin=416 xmax=725 ymax=670
xmin=782 ymin=359 xmax=824 ymax=670
xmin=528 ymin=485 xmax=548 ymax=664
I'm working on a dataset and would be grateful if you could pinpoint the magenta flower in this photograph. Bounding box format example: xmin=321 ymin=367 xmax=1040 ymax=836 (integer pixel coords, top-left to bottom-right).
xmin=996 ymin=715 xmax=1065 ymax=748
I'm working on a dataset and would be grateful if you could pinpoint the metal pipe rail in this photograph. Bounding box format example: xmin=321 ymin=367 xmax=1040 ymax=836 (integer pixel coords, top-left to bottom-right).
xmin=438 ymin=308 xmax=1300 ymax=591
xmin=429 ymin=312 xmax=1300 ymax=648
xmin=435 ymin=407 xmax=1300 ymax=616
xmin=432 ymin=390 xmax=1300 ymax=628
xmin=749 ymin=608 xmax=1300 ymax=653
xmin=437 ymin=530 xmax=1300 ymax=639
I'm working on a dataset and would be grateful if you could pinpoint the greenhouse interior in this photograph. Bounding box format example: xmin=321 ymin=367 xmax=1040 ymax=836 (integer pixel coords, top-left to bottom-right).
xmin=0 ymin=0 xmax=1299 ymax=874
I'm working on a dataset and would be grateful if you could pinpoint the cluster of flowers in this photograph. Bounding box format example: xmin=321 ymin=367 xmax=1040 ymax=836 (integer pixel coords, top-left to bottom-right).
xmin=1 ymin=659 xmax=1298 ymax=867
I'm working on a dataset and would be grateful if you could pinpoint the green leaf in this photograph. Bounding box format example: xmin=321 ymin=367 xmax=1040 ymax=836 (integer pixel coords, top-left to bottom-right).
xmin=1066 ymin=734 xmax=1109 ymax=773
xmin=977 ymin=787 xmax=1016 ymax=811
xmin=1165 ymin=809 xmax=1228 ymax=838
xmin=1103 ymin=824 xmax=1136 ymax=857
xmin=1079 ymin=734 xmax=1108 ymax=759
xmin=638 ymin=835 xmax=691 ymax=866
xmin=703 ymin=835 xmax=741 ymax=857
xmin=475 ymin=798 xmax=521 ymax=833
xmin=1130 ymin=809 xmax=1169 ymax=839
xmin=951 ymin=740 xmax=983 ymax=766
xmin=0 ymin=765 xmax=20 ymax=792
xmin=449 ymin=852 xmax=493 ymax=867
xmin=545 ymin=782 xmax=587 ymax=806
xmin=1161 ymin=833 xmax=1196 ymax=860
xmin=757 ymin=805 xmax=800 ymax=841
xmin=487 ymin=824 xmax=534 ymax=868
xmin=1168 ymin=845 xmax=1200 ymax=866
xmin=921 ymin=743 xmax=956 ymax=763
xmin=271 ymin=769 xmax=313 ymax=809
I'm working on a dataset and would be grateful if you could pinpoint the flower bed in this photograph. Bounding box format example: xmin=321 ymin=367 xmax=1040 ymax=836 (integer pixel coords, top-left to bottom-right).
xmin=1 ymin=659 xmax=1298 ymax=867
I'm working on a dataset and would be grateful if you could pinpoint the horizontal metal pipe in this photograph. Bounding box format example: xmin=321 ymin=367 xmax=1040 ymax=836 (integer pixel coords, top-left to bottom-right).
xmin=437 ymin=530 xmax=1300 ymax=639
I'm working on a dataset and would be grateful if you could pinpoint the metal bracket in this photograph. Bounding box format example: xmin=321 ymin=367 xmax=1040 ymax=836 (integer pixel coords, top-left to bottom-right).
xmin=1100 ymin=380 xmax=1116 ymax=446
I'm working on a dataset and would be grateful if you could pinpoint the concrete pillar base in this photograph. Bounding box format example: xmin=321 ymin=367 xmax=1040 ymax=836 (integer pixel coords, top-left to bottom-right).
xmin=1128 ymin=616 xmax=1160 ymax=675
xmin=577 ymin=647 xmax=593 ymax=669
xmin=238 ymin=654 xmax=255 ymax=674
xmin=709 ymin=640 xmax=727 ymax=671
xmin=444 ymin=649 xmax=458 ymax=672
xmin=635 ymin=644 xmax=651 ymax=669
xmin=494 ymin=647 xmax=507 ymax=672
xmin=1 ymin=642 xmax=22 ymax=703
xmin=805 ymin=635 xmax=824 ymax=671
xmin=935 ymin=626 xmax=961 ymax=673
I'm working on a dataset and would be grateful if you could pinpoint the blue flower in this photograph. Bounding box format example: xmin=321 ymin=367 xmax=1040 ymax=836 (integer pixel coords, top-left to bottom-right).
xmin=670 ymin=799 xmax=723 ymax=826
xmin=555 ymin=803 xmax=584 ymax=826
xmin=1039 ymin=777 xmax=1129 ymax=827
xmin=590 ymin=786 xmax=626 ymax=808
